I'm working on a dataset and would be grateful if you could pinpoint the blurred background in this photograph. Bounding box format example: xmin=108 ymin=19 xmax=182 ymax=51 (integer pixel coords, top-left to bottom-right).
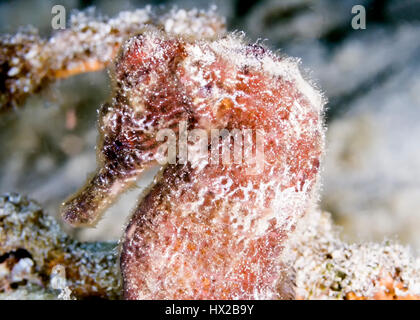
xmin=1 ymin=0 xmax=420 ymax=251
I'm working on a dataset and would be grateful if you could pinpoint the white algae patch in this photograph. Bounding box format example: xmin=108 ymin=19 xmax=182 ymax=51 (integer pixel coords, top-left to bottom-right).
xmin=283 ymin=209 xmax=420 ymax=299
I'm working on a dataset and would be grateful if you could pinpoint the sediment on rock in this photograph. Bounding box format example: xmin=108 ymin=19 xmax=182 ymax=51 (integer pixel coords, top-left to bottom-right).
xmin=283 ymin=209 xmax=420 ymax=300
xmin=0 ymin=193 xmax=121 ymax=299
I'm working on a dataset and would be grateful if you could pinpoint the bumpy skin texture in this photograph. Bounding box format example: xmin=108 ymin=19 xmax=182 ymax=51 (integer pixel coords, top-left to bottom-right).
xmin=61 ymin=31 xmax=324 ymax=299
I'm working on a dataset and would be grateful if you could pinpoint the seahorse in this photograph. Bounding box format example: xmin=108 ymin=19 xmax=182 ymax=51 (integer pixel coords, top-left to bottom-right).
xmin=61 ymin=30 xmax=325 ymax=299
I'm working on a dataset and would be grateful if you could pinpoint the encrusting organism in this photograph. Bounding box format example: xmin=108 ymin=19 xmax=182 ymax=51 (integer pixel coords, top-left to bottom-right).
xmin=0 ymin=193 xmax=121 ymax=299
xmin=282 ymin=209 xmax=420 ymax=300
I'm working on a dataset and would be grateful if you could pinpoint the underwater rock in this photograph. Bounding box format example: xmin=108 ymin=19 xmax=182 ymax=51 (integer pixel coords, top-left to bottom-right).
xmin=0 ymin=193 xmax=121 ymax=299
xmin=283 ymin=209 xmax=420 ymax=299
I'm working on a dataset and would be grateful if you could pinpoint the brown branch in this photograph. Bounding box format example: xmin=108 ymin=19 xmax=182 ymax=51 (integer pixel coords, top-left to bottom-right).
xmin=0 ymin=7 xmax=225 ymax=113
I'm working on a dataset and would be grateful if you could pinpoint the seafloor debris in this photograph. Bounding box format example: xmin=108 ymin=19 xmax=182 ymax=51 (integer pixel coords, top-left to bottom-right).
xmin=0 ymin=6 xmax=225 ymax=112
xmin=282 ymin=209 xmax=420 ymax=299
xmin=2 ymin=192 xmax=419 ymax=300
xmin=60 ymin=28 xmax=325 ymax=299
xmin=0 ymin=193 xmax=121 ymax=299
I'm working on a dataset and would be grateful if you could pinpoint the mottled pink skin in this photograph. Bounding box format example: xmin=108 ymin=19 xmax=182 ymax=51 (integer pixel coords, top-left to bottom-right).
xmin=115 ymin=34 xmax=323 ymax=299
xmin=60 ymin=30 xmax=323 ymax=299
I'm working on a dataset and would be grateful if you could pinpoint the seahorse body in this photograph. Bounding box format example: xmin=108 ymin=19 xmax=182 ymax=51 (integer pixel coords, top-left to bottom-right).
xmin=61 ymin=30 xmax=325 ymax=299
